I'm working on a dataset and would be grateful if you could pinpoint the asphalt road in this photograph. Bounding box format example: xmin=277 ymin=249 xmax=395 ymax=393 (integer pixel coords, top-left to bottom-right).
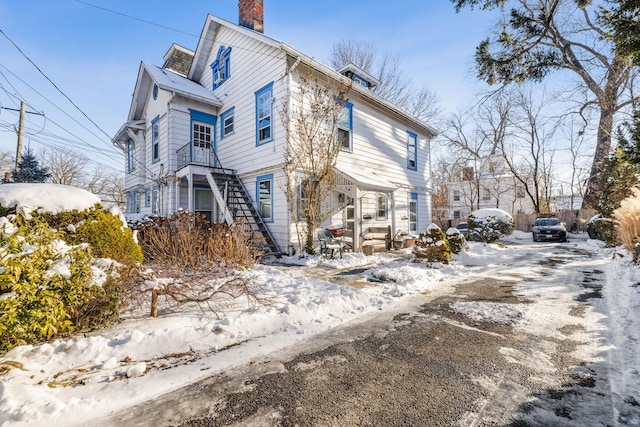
xmin=102 ymin=240 xmax=619 ymax=426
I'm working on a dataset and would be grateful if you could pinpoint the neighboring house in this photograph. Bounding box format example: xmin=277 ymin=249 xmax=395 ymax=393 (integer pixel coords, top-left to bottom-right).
xmin=112 ymin=0 xmax=437 ymax=256
xmin=446 ymin=155 xmax=536 ymax=221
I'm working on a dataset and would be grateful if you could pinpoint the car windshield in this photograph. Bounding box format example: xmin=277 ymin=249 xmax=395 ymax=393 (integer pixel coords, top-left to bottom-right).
xmin=535 ymin=218 xmax=560 ymax=226
xmin=457 ymin=223 xmax=467 ymax=229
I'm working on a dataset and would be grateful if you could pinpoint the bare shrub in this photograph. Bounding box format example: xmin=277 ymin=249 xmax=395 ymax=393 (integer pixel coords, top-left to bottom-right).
xmin=133 ymin=211 xmax=267 ymax=317
xmin=136 ymin=211 xmax=263 ymax=269
xmin=613 ymin=188 xmax=640 ymax=262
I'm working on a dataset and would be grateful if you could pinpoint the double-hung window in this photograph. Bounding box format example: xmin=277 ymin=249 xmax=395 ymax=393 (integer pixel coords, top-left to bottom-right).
xmin=255 ymin=83 xmax=273 ymax=145
xmin=144 ymin=188 xmax=151 ymax=208
xmin=127 ymin=140 xmax=136 ymax=172
xmin=407 ymin=131 xmax=417 ymax=170
xmin=337 ymin=102 xmax=353 ymax=151
xmin=151 ymin=116 xmax=160 ymax=163
xmin=453 ymin=190 xmax=460 ymax=202
xmin=128 ymin=191 xmax=139 ymax=214
xmin=409 ymin=193 xmax=418 ymax=233
xmin=376 ymin=193 xmax=388 ymax=220
xmin=220 ymin=108 xmax=234 ymax=139
xmin=256 ymin=174 xmax=273 ymax=222
xmin=151 ymin=186 xmax=159 ymax=214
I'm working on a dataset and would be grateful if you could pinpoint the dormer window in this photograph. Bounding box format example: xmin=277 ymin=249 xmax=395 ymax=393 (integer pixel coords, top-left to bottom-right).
xmin=337 ymin=63 xmax=381 ymax=91
xmin=352 ymin=74 xmax=370 ymax=88
xmin=211 ymin=45 xmax=232 ymax=89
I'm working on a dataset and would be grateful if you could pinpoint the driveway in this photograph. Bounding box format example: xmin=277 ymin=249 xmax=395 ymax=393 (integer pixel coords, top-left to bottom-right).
xmin=102 ymin=239 xmax=620 ymax=426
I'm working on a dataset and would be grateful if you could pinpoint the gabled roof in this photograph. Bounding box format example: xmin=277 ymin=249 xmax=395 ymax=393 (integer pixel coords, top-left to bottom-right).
xmin=128 ymin=62 xmax=222 ymax=122
xmin=187 ymin=14 xmax=437 ymax=138
xmin=189 ymin=14 xmax=281 ymax=82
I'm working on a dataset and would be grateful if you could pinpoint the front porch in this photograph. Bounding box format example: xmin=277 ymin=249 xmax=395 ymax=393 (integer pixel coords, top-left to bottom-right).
xmin=328 ymin=169 xmax=400 ymax=253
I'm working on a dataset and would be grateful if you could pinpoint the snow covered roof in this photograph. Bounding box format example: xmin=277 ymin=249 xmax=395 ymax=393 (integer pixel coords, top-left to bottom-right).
xmin=128 ymin=62 xmax=222 ymax=122
xmin=336 ymin=168 xmax=397 ymax=192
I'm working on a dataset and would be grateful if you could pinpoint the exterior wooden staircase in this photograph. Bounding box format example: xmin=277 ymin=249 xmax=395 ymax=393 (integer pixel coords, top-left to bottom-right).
xmin=204 ymin=167 xmax=282 ymax=257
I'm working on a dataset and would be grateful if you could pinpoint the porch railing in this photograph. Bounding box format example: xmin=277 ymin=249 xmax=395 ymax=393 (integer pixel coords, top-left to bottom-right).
xmin=177 ymin=142 xmax=215 ymax=170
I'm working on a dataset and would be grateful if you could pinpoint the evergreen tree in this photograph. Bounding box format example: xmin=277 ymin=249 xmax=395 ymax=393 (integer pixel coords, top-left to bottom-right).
xmin=596 ymin=113 xmax=640 ymax=217
xmin=4 ymin=148 xmax=51 ymax=183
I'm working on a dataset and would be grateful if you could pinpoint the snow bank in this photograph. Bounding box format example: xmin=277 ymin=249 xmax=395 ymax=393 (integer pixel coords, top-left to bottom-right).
xmin=0 ymin=184 xmax=101 ymax=214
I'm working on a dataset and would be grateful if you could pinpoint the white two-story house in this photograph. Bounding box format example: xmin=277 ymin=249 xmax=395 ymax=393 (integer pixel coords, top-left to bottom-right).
xmin=446 ymin=154 xmax=536 ymax=222
xmin=112 ymin=0 xmax=437 ymax=256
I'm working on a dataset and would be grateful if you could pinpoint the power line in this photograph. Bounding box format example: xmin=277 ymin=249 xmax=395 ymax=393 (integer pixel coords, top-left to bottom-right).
xmin=74 ymin=0 xmax=199 ymax=37
xmin=0 ymin=64 xmax=122 ymax=157
xmin=0 ymin=27 xmax=116 ymax=146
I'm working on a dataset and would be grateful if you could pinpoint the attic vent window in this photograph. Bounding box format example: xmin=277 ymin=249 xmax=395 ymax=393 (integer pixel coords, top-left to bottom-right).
xmin=211 ymin=45 xmax=232 ymax=90
xmin=352 ymin=74 xmax=370 ymax=88
xmin=152 ymin=83 xmax=158 ymax=100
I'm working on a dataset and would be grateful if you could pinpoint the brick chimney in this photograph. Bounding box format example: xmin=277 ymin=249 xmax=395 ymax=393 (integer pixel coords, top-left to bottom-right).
xmin=239 ymin=0 xmax=264 ymax=33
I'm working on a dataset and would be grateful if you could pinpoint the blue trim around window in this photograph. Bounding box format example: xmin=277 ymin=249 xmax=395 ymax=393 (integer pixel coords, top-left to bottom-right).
xmin=338 ymin=101 xmax=353 ymax=151
xmin=256 ymin=173 xmax=274 ymax=223
xmin=352 ymin=73 xmax=370 ymax=88
xmin=255 ymin=82 xmax=274 ymax=146
xmin=151 ymin=115 xmax=160 ymax=163
xmin=407 ymin=130 xmax=418 ymax=171
xmin=211 ymin=46 xmax=232 ymax=90
xmin=220 ymin=107 xmax=235 ymax=139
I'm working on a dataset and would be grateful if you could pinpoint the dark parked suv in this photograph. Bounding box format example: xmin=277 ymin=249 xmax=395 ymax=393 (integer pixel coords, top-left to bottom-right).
xmin=532 ymin=217 xmax=567 ymax=242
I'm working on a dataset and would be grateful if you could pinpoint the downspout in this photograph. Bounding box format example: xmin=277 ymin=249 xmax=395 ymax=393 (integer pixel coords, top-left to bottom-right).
xmin=285 ymin=56 xmax=302 ymax=255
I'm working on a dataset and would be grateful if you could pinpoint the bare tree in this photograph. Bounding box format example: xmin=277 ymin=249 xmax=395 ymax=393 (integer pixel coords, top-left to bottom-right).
xmin=562 ymin=117 xmax=590 ymax=211
xmin=279 ymin=69 xmax=350 ymax=254
xmin=498 ymin=88 xmax=560 ymax=214
xmin=0 ymin=150 xmax=13 ymax=179
xmin=329 ymin=39 xmax=442 ymax=123
xmin=86 ymin=168 xmax=125 ymax=210
xmin=42 ymin=147 xmax=125 ymax=210
xmin=44 ymin=147 xmax=88 ymax=185
xmin=452 ymin=0 xmax=638 ymax=207
xmin=431 ymin=156 xmax=455 ymax=228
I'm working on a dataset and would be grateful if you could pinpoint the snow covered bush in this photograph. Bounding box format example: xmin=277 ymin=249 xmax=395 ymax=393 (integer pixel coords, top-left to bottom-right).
xmin=44 ymin=206 xmax=143 ymax=263
xmin=613 ymin=188 xmax=640 ymax=262
xmin=446 ymin=227 xmax=468 ymax=254
xmin=0 ymin=215 xmax=125 ymax=353
xmin=468 ymin=209 xmax=514 ymax=243
xmin=0 ymin=184 xmax=136 ymax=353
xmin=413 ymin=223 xmax=451 ymax=264
xmin=587 ymin=215 xmax=617 ymax=246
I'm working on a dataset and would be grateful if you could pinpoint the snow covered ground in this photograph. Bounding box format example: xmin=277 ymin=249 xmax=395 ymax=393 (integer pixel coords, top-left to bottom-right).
xmin=0 ymin=185 xmax=638 ymax=426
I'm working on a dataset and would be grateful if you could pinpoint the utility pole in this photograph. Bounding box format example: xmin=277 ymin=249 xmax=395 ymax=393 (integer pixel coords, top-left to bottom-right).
xmin=0 ymin=101 xmax=44 ymax=174
xmin=15 ymin=101 xmax=25 ymax=171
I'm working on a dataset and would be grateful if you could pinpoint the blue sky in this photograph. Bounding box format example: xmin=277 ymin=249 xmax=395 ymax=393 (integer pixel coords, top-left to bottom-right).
xmin=0 ymin=1 xmax=499 ymax=172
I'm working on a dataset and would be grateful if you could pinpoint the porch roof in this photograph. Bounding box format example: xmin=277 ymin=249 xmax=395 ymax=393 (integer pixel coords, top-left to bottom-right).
xmin=336 ymin=168 xmax=397 ymax=192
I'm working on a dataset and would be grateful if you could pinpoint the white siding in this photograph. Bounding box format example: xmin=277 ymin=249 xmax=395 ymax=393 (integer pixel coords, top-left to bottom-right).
xmin=198 ymin=26 xmax=288 ymax=173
